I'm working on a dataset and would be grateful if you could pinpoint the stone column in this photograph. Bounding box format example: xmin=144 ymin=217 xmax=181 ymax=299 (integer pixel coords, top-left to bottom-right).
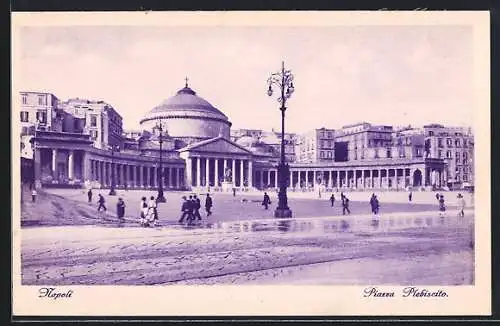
xmin=169 ymin=167 xmax=174 ymax=188
xmin=137 ymin=165 xmax=142 ymax=188
xmin=215 ymin=158 xmax=219 ymax=186
xmin=232 ymin=159 xmax=236 ymax=184
xmin=196 ymin=157 xmax=201 ymax=187
xmin=206 ymin=158 xmax=210 ymax=187
xmin=248 ymin=160 xmax=253 ymax=188
xmin=68 ymin=150 xmax=74 ymax=180
xmin=267 ymin=170 xmax=271 ymax=187
xmin=177 ymin=167 xmax=182 ymax=188
xmin=51 ymin=149 xmax=58 ymax=179
xmin=290 ymin=169 xmax=293 ymax=188
xmin=185 ymin=158 xmax=192 ymax=188
xmin=305 ymin=170 xmax=309 ymax=188
xmin=274 ymin=169 xmax=278 ymax=188
xmin=240 ymin=160 xmax=244 ymax=187
xmin=361 ymin=170 xmax=365 ymax=189
xmin=223 ymin=159 xmax=228 ymax=180
xmin=82 ymin=152 xmax=90 ymax=183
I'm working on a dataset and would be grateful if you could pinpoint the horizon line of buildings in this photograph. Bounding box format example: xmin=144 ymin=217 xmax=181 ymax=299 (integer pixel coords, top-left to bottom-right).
xmin=18 ymin=90 xmax=474 ymax=191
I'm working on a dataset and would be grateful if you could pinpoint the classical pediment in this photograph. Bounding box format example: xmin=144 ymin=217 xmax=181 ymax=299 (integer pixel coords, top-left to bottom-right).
xmin=179 ymin=136 xmax=251 ymax=155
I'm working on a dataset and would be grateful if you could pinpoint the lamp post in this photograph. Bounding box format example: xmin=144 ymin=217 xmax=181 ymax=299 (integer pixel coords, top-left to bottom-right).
xmin=156 ymin=120 xmax=166 ymax=203
xmin=267 ymin=61 xmax=295 ymax=218
xmin=109 ymin=144 xmax=119 ymax=196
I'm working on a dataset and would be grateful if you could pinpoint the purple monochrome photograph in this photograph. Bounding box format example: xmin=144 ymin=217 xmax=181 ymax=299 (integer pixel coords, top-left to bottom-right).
xmin=11 ymin=12 xmax=491 ymax=316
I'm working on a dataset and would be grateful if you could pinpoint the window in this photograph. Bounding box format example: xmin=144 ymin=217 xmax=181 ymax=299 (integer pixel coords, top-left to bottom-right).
xmin=327 ymin=132 xmax=332 ymax=138
xmin=437 ymin=138 xmax=443 ymax=148
xmin=38 ymin=95 xmax=45 ymax=106
xmin=428 ymin=131 xmax=434 ymax=136
xmin=90 ymin=130 xmax=98 ymax=139
xmin=463 ymin=152 xmax=468 ymax=160
xmin=446 ymin=150 xmax=452 ymax=158
xmin=416 ymin=148 xmax=422 ymax=157
xmin=463 ymin=175 xmax=468 ymax=182
xmin=22 ymin=94 xmax=27 ymax=104
xmin=455 ymin=139 xmax=461 ymax=147
xmin=36 ymin=111 xmax=46 ymax=123
xmin=446 ymin=138 xmax=453 ymax=146
xmin=438 ymin=150 xmax=442 ymax=158
xmin=20 ymin=111 xmax=29 ymax=122
xmin=387 ymin=148 xmax=392 ymax=158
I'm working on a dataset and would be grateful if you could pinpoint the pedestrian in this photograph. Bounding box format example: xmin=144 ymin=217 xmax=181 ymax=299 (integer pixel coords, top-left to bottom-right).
xmin=97 ymin=194 xmax=106 ymax=212
xmin=232 ymin=188 xmax=236 ymax=197
xmin=438 ymin=194 xmax=446 ymax=217
xmin=187 ymin=195 xmax=195 ymax=224
xmin=148 ymin=196 xmax=159 ymax=226
xmin=87 ymin=188 xmax=93 ymax=203
xmin=329 ymin=194 xmax=336 ymax=207
xmin=31 ymin=188 xmax=37 ymax=202
xmin=193 ymin=195 xmax=202 ymax=221
xmin=435 ymin=192 xmax=440 ymax=201
xmin=262 ymin=192 xmax=271 ymax=210
xmin=457 ymin=193 xmax=466 ymax=217
xmin=179 ymin=196 xmax=190 ymax=224
xmin=370 ymin=194 xmax=380 ymax=215
xmin=116 ymin=197 xmax=126 ymax=221
xmin=408 ymin=191 xmax=412 ymax=202
xmin=205 ymin=194 xmax=213 ymax=216
xmin=140 ymin=196 xmax=148 ymax=226
xmin=318 ymin=189 xmax=322 ymax=199
xmin=342 ymin=195 xmax=351 ymax=215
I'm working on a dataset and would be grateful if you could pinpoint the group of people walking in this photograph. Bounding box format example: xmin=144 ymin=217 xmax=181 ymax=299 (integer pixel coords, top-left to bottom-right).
xmin=178 ymin=194 xmax=213 ymax=225
xmin=328 ymin=192 xmax=352 ymax=215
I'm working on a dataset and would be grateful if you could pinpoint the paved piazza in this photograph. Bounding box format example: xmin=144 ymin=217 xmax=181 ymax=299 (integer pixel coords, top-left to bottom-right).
xmin=20 ymin=189 xmax=474 ymax=285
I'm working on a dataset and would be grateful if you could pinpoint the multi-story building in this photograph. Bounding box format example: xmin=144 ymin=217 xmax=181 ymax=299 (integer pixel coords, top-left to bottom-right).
xmin=422 ymin=124 xmax=474 ymax=189
xmin=333 ymin=122 xmax=393 ymax=161
xmin=295 ymin=127 xmax=335 ymax=163
xmin=59 ymin=98 xmax=124 ymax=149
xmin=230 ymin=128 xmax=263 ymax=142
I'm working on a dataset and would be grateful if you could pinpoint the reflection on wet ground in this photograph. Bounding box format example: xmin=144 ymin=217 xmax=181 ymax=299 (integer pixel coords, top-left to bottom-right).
xmin=171 ymin=213 xmax=473 ymax=235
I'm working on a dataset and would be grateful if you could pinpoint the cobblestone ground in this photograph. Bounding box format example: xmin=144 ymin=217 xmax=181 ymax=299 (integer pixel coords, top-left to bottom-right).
xmin=21 ymin=211 xmax=474 ymax=285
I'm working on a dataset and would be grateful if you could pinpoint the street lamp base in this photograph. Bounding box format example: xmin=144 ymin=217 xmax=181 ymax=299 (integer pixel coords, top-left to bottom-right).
xmin=156 ymin=195 xmax=166 ymax=203
xmin=274 ymin=208 xmax=293 ymax=218
xmin=108 ymin=189 xmax=117 ymax=196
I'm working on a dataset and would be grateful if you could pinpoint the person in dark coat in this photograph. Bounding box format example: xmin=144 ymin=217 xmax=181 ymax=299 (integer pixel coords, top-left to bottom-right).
xmin=438 ymin=194 xmax=446 ymax=217
xmin=232 ymin=188 xmax=236 ymax=197
xmin=193 ymin=195 xmax=202 ymax=221
xmin=188 ymin=195 xmax=195 ymax=223
xmin=97 ymin=194 xmax=106 ymax=212
xmin=205 ymin=194 xmax=213 ymax=216
xmin=262 ymin=192 xmax=271 ymax=210
xmin=408 ymin=192 xmax=412 ymax=202
xmin=87 ymin=188 xmax=93 ymax=203
xmin=342 ymin=195 xmax=351 ymax=215
xmin=370 ymin=194 xmax=379 ymax=215
xmin=116 ymin=197 xmax=126 ymax=221
xmin=178 ymin=196 xmax=190 ymax=224
xmin=435 ymin=192 xmax=440 ymax=201
xmin=329 ymin=194 xmax=336 ymax=207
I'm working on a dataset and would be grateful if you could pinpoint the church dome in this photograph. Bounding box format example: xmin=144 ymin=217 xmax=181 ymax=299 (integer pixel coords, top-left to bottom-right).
xmin=140 ymin=85 xmax=229 ymax=124
xmin=139 ymin=81 xmax=232 ymax=141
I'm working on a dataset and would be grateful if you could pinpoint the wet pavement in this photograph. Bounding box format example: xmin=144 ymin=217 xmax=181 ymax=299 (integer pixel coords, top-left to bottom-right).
xmin=21 ymin=210 xmax=474 ymax=285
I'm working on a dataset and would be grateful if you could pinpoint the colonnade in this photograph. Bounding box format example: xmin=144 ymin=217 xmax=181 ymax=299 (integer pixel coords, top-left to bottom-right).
xmin=186 ymin=156 xmax=252 ymax=188
xmin=89 ymin=159 xmax=184 ymax=189
xmin=253 ymin=166 xmax=444 ymax=190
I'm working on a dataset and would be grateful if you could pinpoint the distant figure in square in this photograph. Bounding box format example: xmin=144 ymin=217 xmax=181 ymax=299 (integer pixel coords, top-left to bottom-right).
xmin=31 ymin=189 xmax=37 ymax=202
xmin=232 ymin=188 xmax=236 ymax=197
xmin=342 ymin=195 xmax=351 ymax=215
xmin=457 ymin=193 xmax=466 ymax=217
xmin=187 ymin=195 xmax=195 ymax=223
xmin=329 ymin=194 xmax=336 ymax=207
xmin=370 ymin=193 xmax=380 ymax=215
xmin=408 ymin=191 xmax=412 ymax=202
xmin=139 ymin=197 xmax=148 ymax=226
xmin=87 ymin=188 xmax=93 ymax=203
xmin=438 ymin=194 xmax=446 ymax=217
xmin=318 ymin=189 xmax=322 ymax=199
xmin=148 ymin=196 xmax=158 ymax=226
xmin=205 ymin=194 xmax=213 ymax=216
xmin=193 ymin=195 xmax=202 ymax=221
xmin=435 ymin=192 xmax=440 ymax=201
xmin=116 ymin=197 xmax=126 ymax=221
xmin=262 ymin=192 xmax=271 ymax=210
xmin=97 ymin=194 xmax=106 ymax=212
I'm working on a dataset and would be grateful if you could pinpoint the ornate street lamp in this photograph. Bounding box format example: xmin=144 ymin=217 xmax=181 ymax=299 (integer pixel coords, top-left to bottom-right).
xmin=155 ymin=119 xmax=167 ymax=203
xmin=109 ymin=144 xmax=120 ymax=196
xmin=267 ymin=61 xmax=295 ymax=218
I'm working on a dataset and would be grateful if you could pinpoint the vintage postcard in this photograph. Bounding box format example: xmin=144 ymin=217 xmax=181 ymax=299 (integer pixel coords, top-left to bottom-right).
xmin=11 ymin=11 xmax=490 ymax=316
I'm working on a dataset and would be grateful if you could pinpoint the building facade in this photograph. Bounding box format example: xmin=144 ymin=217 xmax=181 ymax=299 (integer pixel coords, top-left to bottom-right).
xmin=21 ymin=85 xmax=474 ymax=192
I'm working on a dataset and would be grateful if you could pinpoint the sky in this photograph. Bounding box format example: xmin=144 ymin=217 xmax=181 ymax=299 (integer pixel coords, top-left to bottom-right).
xmin=17 ymin=25 xmax=474 ymax=133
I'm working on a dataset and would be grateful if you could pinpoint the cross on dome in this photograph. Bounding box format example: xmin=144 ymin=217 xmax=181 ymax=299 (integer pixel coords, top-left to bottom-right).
xmin=184 ymin=76 xmax=189 ymax=88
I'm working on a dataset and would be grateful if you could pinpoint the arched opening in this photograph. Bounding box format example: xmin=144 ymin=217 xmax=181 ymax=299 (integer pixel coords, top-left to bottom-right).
xmin=413 ymin=169 xmax=423 ymax=187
